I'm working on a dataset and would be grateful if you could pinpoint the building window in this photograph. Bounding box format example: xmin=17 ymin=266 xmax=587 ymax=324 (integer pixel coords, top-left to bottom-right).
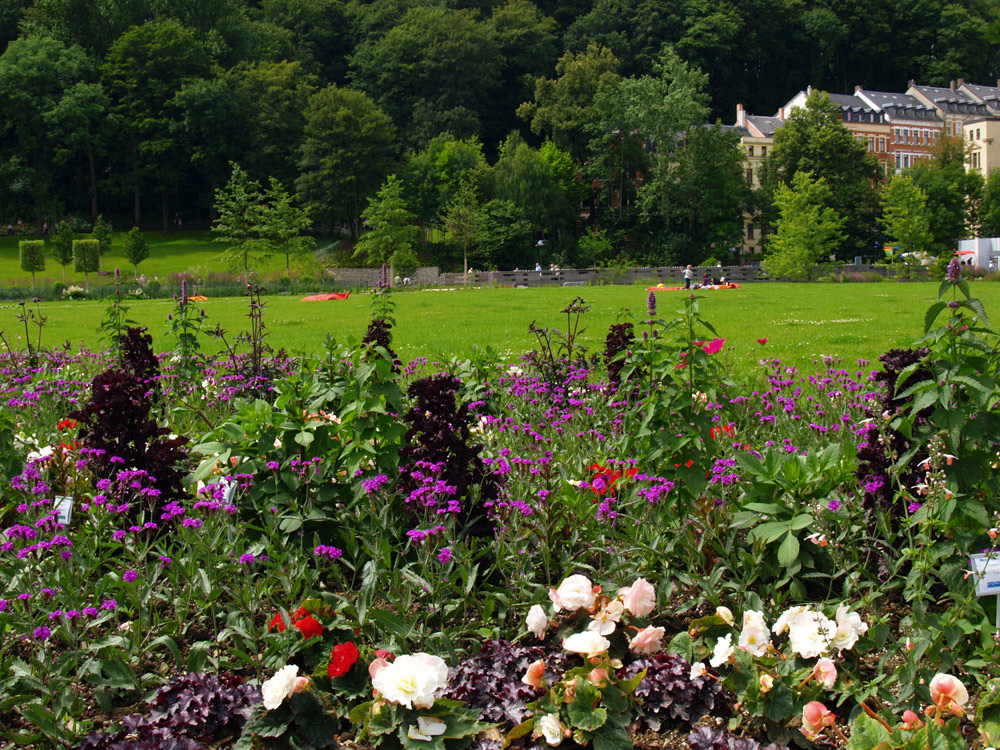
xmin=868 ymin=136 xmax=875 ymax=151
xmin=747 ymin=223 xmax=754 ymax=240
xmin=747 ymin=145 xmax=754 ymax=156
xmin=977 ymin=128 xmax=982 ymax=140
xmin=879 ymin=137 xmax=886 ymax=152
xmin=746 ymin=167 xmax=753 ymax=182
xmin=761 ymin=146 xmax=767 ymax=157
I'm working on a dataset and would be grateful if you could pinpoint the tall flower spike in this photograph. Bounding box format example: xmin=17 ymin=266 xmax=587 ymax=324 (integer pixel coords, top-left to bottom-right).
xmin=946 ymin=257 xmax=961 ymax=284
xmin=379 ymin=263 xmax=389 ymax=289
xmin=180 ymin=278 xmax=189 ymax=307
xmin=647 ymin=290 xmax=657 ymax=317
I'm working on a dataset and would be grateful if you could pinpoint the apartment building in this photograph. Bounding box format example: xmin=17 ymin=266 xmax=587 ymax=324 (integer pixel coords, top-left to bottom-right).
xmin=733 ymin=103 xmax=784 ymax=256
xmin=907 ymin=80 xmax=992 ymax=139
xmin=782 ymin=89 xmax=892 ymax=172
xmin=853 ymin=87 xmax=943 ymax=173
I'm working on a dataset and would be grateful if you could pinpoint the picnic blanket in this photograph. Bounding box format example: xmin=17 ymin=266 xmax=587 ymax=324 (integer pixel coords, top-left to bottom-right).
xmin=301 ymin=292 xmax=351 ymax=301
xmin=189 ymin=295 xmax=208 ymax=301
xmin=646 ymin=283 xmax=741 ymax=291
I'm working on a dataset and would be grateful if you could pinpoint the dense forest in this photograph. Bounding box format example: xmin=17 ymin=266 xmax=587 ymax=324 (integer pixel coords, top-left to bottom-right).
xmin=2 ymin=0 xmax=1000 ymax=269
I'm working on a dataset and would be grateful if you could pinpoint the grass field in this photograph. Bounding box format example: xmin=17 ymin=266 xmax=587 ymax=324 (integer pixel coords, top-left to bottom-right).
xmin=0 ymin=231 xmax=289 ymax=286
xmin=1 ymin=281 xmax=995 ymax=375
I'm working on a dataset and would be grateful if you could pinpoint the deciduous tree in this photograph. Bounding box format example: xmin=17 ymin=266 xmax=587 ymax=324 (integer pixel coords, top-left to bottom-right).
xmin=763 ymin=170 xmax=844 ymax=280
xmin=354 ymin=175 xmax=420 ymax=280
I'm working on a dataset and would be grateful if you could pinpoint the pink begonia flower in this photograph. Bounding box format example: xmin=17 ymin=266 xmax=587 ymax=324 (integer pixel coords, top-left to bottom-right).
xmin=929 ymin=673 xmax=969 ymax=716
xmin=801 ymin=701 xmax=835 ymax=741
xmin=621 ymin=577 xmax=656 ymax=617
xmin=629 ymin=625 xmax=665 ymax=655
xmin=901 ymin=710 xmax=924 ymax=730
xmin=690 ymin=662 xmax=707 ymax=679
xmin=521 ymin=659 xmax=546 ymax=689
xmin=293 ymin=676 xmax=311 ymax=693
xmin=588 ymin=667 xmax=609 ymax=687
xmin=563 ymin=631 xmax=611 ymax=656
xmin=702 ymin=338 xmax=725 ymax=354
xmin=812 ymin=658 xmax=837 ymax=689
xmin=759 ymin=674 xmax=774 ymax=693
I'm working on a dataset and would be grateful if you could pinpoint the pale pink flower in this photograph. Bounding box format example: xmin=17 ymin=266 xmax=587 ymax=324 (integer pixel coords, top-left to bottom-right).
xmin=621 ymin=578 xmax=656 ymax=617
xmin=759 ymin=674 xmax=774 ymax=693
xmin=550 ymin=574 xmax=597 ymax=612
xmin=588 ymin=667 xmax=609 ymax=687
xmin=690 ymin=662 xmax=707 ymax=679
xmin=293 ymin=676 xmax=311 ymax=693
xmin=812 ymin=658 xmax=837 ymax=689
xmin=901 ymin=710 xmax=923 ymax=730
xmin=801 ymin=701 xmax=834 ymax=741
xmin=368 ymin=657 xmax=389 ymax=681
xmin=629 ymin=625 xmax=665 ymax=655
xmin=563 ymin=631 xmax=611 ymax=656
xmin=521 ymin=659 xmax=546 ymax=689
xmin=929 ymin=673 xmax=969 ymax=716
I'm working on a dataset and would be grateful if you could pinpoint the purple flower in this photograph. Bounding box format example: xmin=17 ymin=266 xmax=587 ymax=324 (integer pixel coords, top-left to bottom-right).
xmin=266 ymin=461 xmax=279 ymax=470
xmin=0 ymin=600 xmax=7 ymax=612
xmin=34 ymin=626 xmax=51 ymax=641
xmin=908 ymin=502 xmax=922 ymax=513
xmin=437 ymin=547 xmax=452 ymax=564
xmin=947 ymin=257 xmax=962 ymax=284
xmin=314 ymin=545 xmax=343 ymax=561
xmin=100 ymin=599 xmax=117 ymax=611
xmin=158 ymin=555 xmax=172 ymax=567
xmin=65 ymin=610 xmax=80 ymax=620
xmin=82 ymin=607 xmax=98 ymax=617
xmin=647 ymin=291 xmax=657 ymax=317
xmin=827 ymin=499 xmax=841 ymax=512
xmin=122 ymin=570 xmax=138 ymax=583
xmin=238 ymin=553 xmax=256 ymax=564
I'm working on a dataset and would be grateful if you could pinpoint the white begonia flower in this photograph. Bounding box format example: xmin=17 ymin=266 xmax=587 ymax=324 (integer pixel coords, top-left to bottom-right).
xmin=787 ymin=610 xmax=836 ymax=659
xmin=261 ymin=665 xmax=299 ymax=710
xmin=552 ymin=574 xmax=596 ymax=611
xmin=830 ymin=604 xmax=868 ymax=653
xmin=709 ymin=634 xmax=734 ymax=668
xmin=372 ymin=654 xmax=447 ymax=709
xmin=408 ymin=716 xmax=448 ymax=741
xmin=772 ymin=605 xmax=809 ymax=635
xmin=562 ymin=631 xmax=611 ymax=656
xmin=588 ymin=599 xmax=624 ymax=636
xmin=715 ymin=606 xmax=735 ymax=625
xmin=538 ymin=714 xmax=565 ymax=746
xmin=738 ymin=610 xmax=771 ymax=657
xmin=690 ymin=662 xmax=707 ymax=679
xmin=527 ymin=604 xmax=548 ymax=639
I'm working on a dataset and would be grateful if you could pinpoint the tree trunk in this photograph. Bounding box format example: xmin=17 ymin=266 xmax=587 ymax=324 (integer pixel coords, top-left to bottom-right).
xmin=134 ymin=190 xmax=141 ymax=224
xmin=161 ymin=192 xmax=168 ymax=234
xmin=89 ymin=153 xmax=98 ymax=218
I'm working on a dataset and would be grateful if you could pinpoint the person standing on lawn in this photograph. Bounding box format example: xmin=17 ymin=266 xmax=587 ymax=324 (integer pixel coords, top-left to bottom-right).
xmin=683 ymin=265 xmax=694 ymax=289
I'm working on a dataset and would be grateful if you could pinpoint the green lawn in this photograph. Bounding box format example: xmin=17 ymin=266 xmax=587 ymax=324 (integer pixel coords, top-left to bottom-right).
xmin=1 ymin=281 xmax=993 ymax=374
xmin=0 ymin=231 xmax=289 ymax=287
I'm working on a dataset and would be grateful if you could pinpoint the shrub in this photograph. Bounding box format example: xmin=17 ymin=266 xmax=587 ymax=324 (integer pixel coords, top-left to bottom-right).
xmin=73 ymin=239 xmax=100 ymax=285
xmin=19 ymin=239 xmax=45 ymax=290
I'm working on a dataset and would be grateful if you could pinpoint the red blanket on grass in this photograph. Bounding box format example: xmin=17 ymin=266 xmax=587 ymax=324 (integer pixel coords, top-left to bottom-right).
xmin=301 ymin=292 xmax=351 ymax=301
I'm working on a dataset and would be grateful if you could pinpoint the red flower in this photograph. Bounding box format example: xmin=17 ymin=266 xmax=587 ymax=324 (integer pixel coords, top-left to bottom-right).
xmin=702 ymin=338 xmax=725 ymax=355
xmin=56 ymin=418 xmax=77 ymax=431
xmin=327 ymin=642 xmax=360 ymax=678
xmin=710 ymin=424 xmax=735 ymax=441
xmin=269 ymin=607 xmax=324 ymax=640
xmin=756 ymin=338 xmax=768 ymax=345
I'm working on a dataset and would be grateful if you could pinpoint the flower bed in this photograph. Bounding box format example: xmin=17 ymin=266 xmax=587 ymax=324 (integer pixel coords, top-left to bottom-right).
xmin=2 ymin=263 xmax=1000 ymax=749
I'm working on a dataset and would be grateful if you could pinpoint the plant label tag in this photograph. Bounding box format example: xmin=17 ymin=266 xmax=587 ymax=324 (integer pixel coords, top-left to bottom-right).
xmin=968 ymin=553 xmax=1000 ymax=597
xmin=223 ymin=481 xmax=236 ymax=504
xmin=54 ymin=495 xmax=74 ymax=525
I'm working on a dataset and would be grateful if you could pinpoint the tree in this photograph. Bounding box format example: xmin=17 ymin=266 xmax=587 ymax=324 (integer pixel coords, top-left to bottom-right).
xmin=400 ymin=134 xmax=488 ymax=228
xmin=518 ymin=43 xmax=620 ymax=162
xmin=907 ymin=138 xmax=982 ymax=259
xmin=92 ymin=214 xmax=111 ymax=271
xmin=228 ymin=61 xmax=317 ymax=188
xmin=213 ymin=163 xmax=269 ymax=281
xmin=763 ymin=171 xmax=844 ymax=280
xmin=980 ymin=169 xmax=1000 ymax=239
xmin=72 ymin=238 xmax=100 ymax=287
xmin=122 ymin=227 xmax=150 ymax=279
xmin=349 ymin=6 xmax=500 ymax=147
xmin=478 ymin=199 xmax=533 ymax=270
xmin=0 ymin=36 xmax=105 ymax=232
xmin=442 ymin=181 xmax=487 ymax=279
xmin=296 ymin=85 xmax=396 ymax=239
xmin=101 ymin=20 xmax=211 ymax=229
xmin=19 ymin=240 xmax=45 ymax=291
xmin=353 ymin=175 xmax=420 ymax=282
xmin=259 ymin=179 xmax=315 ymax=274
xmin=761 ymin=90 xmax=880 ymax=260
xmin=881 ymin=174 xmax=932 ymax=257
xmin=50 ymin=220 xmax=74 ymax=281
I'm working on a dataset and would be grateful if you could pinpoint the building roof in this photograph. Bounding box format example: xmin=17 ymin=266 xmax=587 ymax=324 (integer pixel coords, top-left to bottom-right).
xmin=959 ymin=82 xmax=1000 ymax=103
xmin=909 ymin=84 xmax=991 ymax=115
xmin=747 ymin=115 xmax=783 ymax=137
xmin=855 ymin=89 xmax=941 ymax=122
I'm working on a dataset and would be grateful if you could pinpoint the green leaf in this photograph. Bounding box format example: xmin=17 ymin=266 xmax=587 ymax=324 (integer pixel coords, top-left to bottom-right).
xmin=924 ymin=301 xmax=947 ymax=333
xmin=848 ymin=712 xmax=892 ymax=750
xmin=777 ymin=532 xmax=799 ymax=568
xmin=567 ymin=678 xmax=607 ymax=731
xmin=749 ymin=521 xmax=789 ymax=544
